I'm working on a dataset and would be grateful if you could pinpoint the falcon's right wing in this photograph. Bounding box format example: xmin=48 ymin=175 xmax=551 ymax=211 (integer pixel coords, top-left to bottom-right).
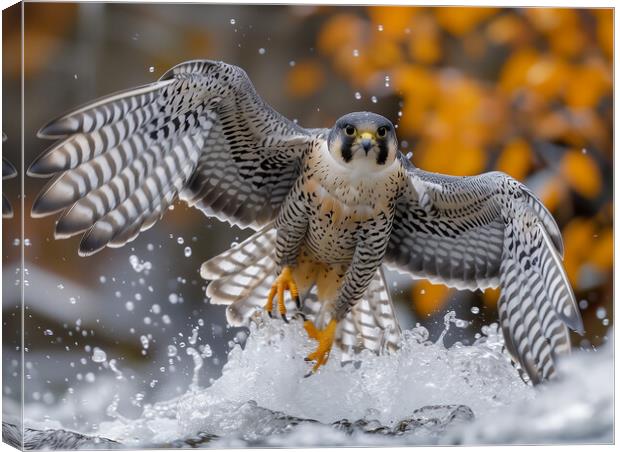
xmin=385 ymin=157 xmax=583 ymax=384
xmin=29 ymin=60 xmax=319 ymax=255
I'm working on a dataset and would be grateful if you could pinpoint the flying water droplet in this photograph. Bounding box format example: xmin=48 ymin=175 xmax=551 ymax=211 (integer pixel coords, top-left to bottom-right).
xmin=109 ymin=359 xmax=124 ymax=380
xmin=92 ymin=347 xmax=107 ymax=363
xmin=371 ymin=96 xmax=378 ymax=103
xmin=352 ymin=49 xmax=359 ymax=57
xmin=229 ymin=18 xmax=236 ymax=25
xmin=354 ymin=92 xmax=362 ymax=100
xmin=470 ymin=306 xmax=480 ymax=314
xmin=258 ymin=48 xmax=266 ymax=55
xmin=184 ymin=246 xmax=192 ymax=257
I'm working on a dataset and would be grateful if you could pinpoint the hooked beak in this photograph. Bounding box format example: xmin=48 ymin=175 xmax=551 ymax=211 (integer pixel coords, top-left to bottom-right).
xmin=360 ymin=132 xmax=374 ymax=153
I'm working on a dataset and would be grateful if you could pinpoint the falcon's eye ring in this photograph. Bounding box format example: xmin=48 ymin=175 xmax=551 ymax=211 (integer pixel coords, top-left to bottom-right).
xmin=344 ymin=125 xmax=356 ymax=136
xmin=377 ymin=126 xmax=387 ymax=138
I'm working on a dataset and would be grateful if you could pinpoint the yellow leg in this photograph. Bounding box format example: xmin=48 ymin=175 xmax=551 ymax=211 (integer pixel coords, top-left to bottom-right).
xmin=304 ymin=319 xmax=337 ymax=373
xmin=265 ymin=266 xmax=300 ymax=322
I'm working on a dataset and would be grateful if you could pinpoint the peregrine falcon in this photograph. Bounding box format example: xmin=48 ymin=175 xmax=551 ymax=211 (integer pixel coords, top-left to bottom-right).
xmin=29 ymin=60 xmax=583 ymax=383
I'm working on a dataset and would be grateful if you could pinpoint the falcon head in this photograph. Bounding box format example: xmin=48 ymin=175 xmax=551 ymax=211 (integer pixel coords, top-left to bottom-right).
xmin=327 ymin=112 xmax=398 ymax=170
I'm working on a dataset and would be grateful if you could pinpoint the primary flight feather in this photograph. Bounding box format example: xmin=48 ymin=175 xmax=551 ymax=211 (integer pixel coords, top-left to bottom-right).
xmin=30 ymin=60 xmax=583 ymax=382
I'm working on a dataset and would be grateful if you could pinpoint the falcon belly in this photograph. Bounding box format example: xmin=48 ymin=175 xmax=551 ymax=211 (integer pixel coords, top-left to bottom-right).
xmin=29 ymin=59 xmax=582 ymax=384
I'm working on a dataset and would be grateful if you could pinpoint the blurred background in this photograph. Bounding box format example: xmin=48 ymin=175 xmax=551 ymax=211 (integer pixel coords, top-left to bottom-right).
xmin=2 ymin=3 xmax=613 ymax=432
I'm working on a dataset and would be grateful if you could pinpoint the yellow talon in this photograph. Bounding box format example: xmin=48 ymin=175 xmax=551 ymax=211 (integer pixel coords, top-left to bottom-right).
xmin=304 ymin=319 xmax=337 ymax=373
xmin=265 ymin=266 xmax=300 ymax=321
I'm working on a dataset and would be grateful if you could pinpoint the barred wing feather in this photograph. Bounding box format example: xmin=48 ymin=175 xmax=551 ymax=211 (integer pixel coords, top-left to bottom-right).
xmin=29 ymin=60 xmax=316 ymax=255
xmin=386 ymin=160 xmax=583 ymax=384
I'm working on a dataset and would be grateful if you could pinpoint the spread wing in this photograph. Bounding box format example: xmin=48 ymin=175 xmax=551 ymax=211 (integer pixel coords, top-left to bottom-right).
xmin=29 ymin=60 xmax=319 ymax=255
xmin=386 ymin=157 xmax=583 ymax=384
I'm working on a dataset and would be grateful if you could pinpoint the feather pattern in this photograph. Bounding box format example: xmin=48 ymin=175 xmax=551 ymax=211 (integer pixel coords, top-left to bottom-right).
xmin=386 ymin=159 xmax=582 ymax=384
xmin=336 ymin=268 xmax=401 ymax=361
xmin=201 ymin=227 xmax=401 ymax=359
xmin=29 ymin=60 xmax=316 ymax=255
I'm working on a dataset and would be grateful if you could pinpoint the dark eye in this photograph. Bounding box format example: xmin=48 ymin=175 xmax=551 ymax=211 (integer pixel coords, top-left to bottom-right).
xmin=344 ymin=125 xmax=356 ymax=136
xmin=377 ymin=126 xmax=387 ymax=138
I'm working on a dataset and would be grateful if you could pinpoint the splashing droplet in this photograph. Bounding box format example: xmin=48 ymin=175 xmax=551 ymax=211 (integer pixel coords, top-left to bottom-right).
xmin=371 ymin=96 xmax=378 ymax=103
xmin=92 ymin=347 xmax=107 ymax=363
xmin=354 ymin=92 xmax=362 ymax=100
xmin=184 ymin=246 xmax=192 ymax=257
xmin=258 ymin=48 xmax=266 ymax=55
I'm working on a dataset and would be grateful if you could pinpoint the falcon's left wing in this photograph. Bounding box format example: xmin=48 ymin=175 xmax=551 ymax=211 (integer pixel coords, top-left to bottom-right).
xmin=385 ymin=156 xmax=583 ymax=384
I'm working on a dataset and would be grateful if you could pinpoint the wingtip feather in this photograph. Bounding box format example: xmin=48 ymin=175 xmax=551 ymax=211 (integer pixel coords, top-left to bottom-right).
xmin=37 ymin=117 xmax=78 ymax=139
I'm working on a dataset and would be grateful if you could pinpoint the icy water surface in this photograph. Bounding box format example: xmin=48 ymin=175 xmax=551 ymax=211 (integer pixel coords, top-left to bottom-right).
xmin=12 ymin=316 xmax=613 ymax=448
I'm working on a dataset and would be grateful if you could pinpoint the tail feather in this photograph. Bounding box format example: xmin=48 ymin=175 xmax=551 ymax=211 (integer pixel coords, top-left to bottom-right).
xmin=336 ymin=268 xmax=401 ymax=361
xmin=202 ymin=227 xmax=279 ymax=326
xmin=200 ymin=226 xmax=277 ymax=280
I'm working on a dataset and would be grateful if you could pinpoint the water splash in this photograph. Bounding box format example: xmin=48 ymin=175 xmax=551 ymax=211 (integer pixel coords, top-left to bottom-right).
xmin=93 ymin=315 xmax=530 ymax=444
